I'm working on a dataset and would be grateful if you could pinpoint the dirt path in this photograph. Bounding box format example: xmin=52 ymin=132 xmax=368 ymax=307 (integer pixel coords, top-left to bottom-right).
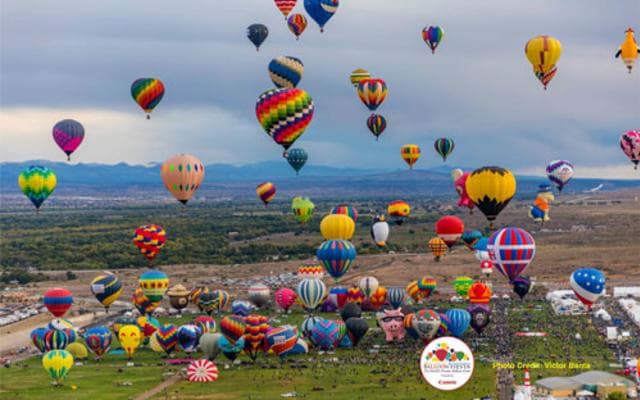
xmin=133 ymin=373 xmax=183 ymax=400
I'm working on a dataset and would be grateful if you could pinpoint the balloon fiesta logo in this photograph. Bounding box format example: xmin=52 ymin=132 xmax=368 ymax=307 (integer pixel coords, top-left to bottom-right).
xmin=420 ymin=337 xmax=474 ymax=391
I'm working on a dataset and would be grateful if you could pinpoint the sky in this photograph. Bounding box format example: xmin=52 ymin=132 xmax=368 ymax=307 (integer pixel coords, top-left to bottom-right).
xmin=1 ymin=0 xmax=639 ymax=179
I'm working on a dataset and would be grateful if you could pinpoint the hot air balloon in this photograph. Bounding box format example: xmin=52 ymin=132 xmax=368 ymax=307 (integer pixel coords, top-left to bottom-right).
xmin=525 ymin=35 xmax=563 ymax=89
xmin=287 ymin=14 xmax=307 ymax=40
xmin=286 ymin=148 xmax=308 ymax=174
xmin=358 ymin=276 xmax=379 ymax=299
xmin=366 ymin=114 xmax=387 ymax=141
xmin=445 ymin=309 xmax=471 ymax=338
xmin=118 ymin=325 xmax=142 ymax=358
xmin=43 ymin=288 xmax=73 ymax=317
xmin=112 ymin=316 xmax=136 ymax=336
xmin=177 ymin=324 xmax=202 ymax=354
xmin=320 ymin=214 xmax=355 ymax=240
xmin=620 ymin=130 xmax=640 ymax=169
xmin=465 ymin=166 xmax=516 ymax=227
xmin=406 ymin=280 xmax=422 ymax=303
xmin=31 ymin=327 xmax=48 ymax=353
xmin=569 ymin=268 xmax=606 ymax=309
xmin=301 ymin=316 xmax=323 ymax=338
xmin=461 ymin=230 xmax=483 ymax=250
xmin=316 ymin=239 xmax=357 ymax=282
xmin=480 ymin=260 xmax=493 ymax=277
xmin=247 ymin=24 xmax=268 ymax=51
xmin=357 ymin=78 xmax=387 ymax=111
xmin=453 ymin=276 xmax=474 ymax=298
xmin=230 ymin=301 xmax=253 ymax=318
xmin=220 ymin=316 xmax=246 ymax=345
xmin=417 ymin=277 xmax=437 ymax=299
xmin=256 ymin=182 xmax=276 ymax=206
xmin=297 ymin=261 xmax=325 ymax=279
xmin=422 ymin=26 xmax=444 ymax=54
xmin=328 ymin=286 xmax=348 ymax=309
xmin=434 ymin=138 xmax=454 ymax=161
xmin=330 ymin=204 xmax=358 ymax=222
xmin=132 ymin=288 xmax=160 ymax=316
xmin=474 ymin=237 xmax=490 ymax=261
xmin=167 ymin=284 xmax=191 ymax=312
xmin=130 ymin=78 xmax=165 ymax=119
xmin=83 ymin=326 xmax=112 ymax=359
xmin=139 ymin=270 xmax=169 ymax=302
xmin=387 ymin=200 xmax=410 ymax=225
xmin=256 ymin=88 xmax=314 ymax=156
xmin=274 ymin=0 xmax=296 ymax=18
xmin=266 ymin=325 xmax=299 ymax=357
xmin=275 ymin=288 xmax=297 ymax=312
xmin=350 ymin=68 xmax=371 ymax=87
xmin=90 ymin=272 xmax=122 ymax=311
xmin=136 ymin=316 xmax=160 ymax=343
xmin=387 ymin=287 xmax=406 ymax=309
xmin=193 ymin=316 xmax=216 ymax=334
xmin=243 ymin=314 xmax=269 ymax=361
xmin=18 ymin=166 xmax=56 ymax=210
xmin=132 ymin=224 xmax=167 ymax=265
xmin=346 ymin=285 xmax=365 ymax=305
xmin=199 ymin=333 xmax=222 ymax=361
xmin=311 ymin=319 xmax=341 ymax=350
xmin=297 ymin=278 xmax=327 ymax=311
xmin=155 ymin=323 xmax=179 ymax=355
xmin=368 ymin=286 xmax=387 ymax=310
xmin=435 ymin=216 xmax=464 ymax=249
xmin=190 ymin=287 xmax=208 ymax=312
xmin=160 ymin=154 xmax=205 ymax=205
xmin=488 ymin=227 xmax=536 ymax=282
xmin=370 ymin=214 xmax=390 ymax=246
xmin=453 ymin=171 xmax=475 ymax=212
xmin=268 ymin=56 xmax=304 ymax=88
xmin=248 ymin=284 xmax=271 ymax=308
xmin=468 ymin=282 xmax=491 ymax=304
xmin=512 ymin=276 xmax=531 ymax=300
xmin=468 ymin=304 xmax=491 ymax=335
xmin=428 ymin=237 xmax=447 ymax=262
xmin=42 ymin=350 xmax=73 ymax=385
xmin=187 ymin=359 xmax=219 ymax=382
xmin=412 ymin=309 xmax=441 ymax=343
xmin=304 ymin=0 xmax=339 ymax=33
xmin=616 ymin=28 xmax=639 ymax=73
xmin=437 ymin=313 xmax=451 ymax=337
xmin=52 ymin=119 xmax=84 ymax=160
xmin=218 ymin=335 xmax=245 ymax=361
xmin=199 ymin=290 xmax=230 ymax=315
xmin=546 ymin=160 xmax=574 ymax=192
xmin=345 ymin=317 xmax=368 ymax=346
xmin=44 ymin=329 xmax=69 ymax=351
xmin=401 ymin=144 xmax=421 ymax=169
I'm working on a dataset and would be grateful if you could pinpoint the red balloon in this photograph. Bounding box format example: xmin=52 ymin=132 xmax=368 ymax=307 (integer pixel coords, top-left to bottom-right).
xmin=43 ymin=288 xmax=73 ymax=317
xmin=435 ymin=216 xmax=465 ymax=249
xmin=275 ymin=288 xmax=297 ymax=312
xmin=468 ymin=282 xmax=491 ymax=304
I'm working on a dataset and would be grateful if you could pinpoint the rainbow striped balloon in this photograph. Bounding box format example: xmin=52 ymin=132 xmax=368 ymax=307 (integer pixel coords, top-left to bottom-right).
xmin=357 ymin=78 xmax=387 ymax=111
xmin=256 ymin=182 xmax=276 ymax=205
xmin=401 ymin=144 xmax=421 ymax=169
xmin=366 ymin=114 xmax=387 ymax=141
xmin=18 ymin=166 xmax=57 ymax=210
xmin=256 ymin=88 xmax=314 ymax=153
xmin=131 ymin=78 xmax=165 ymax=118
xmin=422 ymin=26 xmax=444 ymax=54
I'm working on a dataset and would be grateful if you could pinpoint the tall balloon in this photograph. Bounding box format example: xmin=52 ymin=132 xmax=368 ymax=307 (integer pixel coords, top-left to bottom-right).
xmin=287 ymin=14 xmax=307 ymax=40
xmin=43 ymin=288 xmax=73 ymax=318
xmin=546 ymin=160 xmax=574 ymax=192
xmin=428 ymin=237 xmax=447 ymax=262
xmin=90 ymin=272 xmax=122 ymax=311
xmin=569 ymin=268 xmax=606 ymax=309
xmin=370 ymin=214 xmax=390 ymax=246
xmin=220 ymin=316 xmax=246 ymax=345
xmin=130 ymin=78 xmax=165 ymax=119
xmin=256 ymin=88 xmax=314 ymax=155
xmin=18 ymin=166 xmax=57 ymax=210
xmin=615 ymin=28 xmax=638 ymax=73
xmin=133 ymin=224 xmax=167 ymax=265
xmin=358 ymin=276 xmax=379 ymax=298
xmin=366 ymin=114 xmax=387 ymax=141
xmin=286 ymin=148 xmax=308 ymax=174
xmin=256 ymin=182 xmax=276 ymax=206
xmin=177 ymin=324 xmax=202 ymax=354
xmin=52 ymin=119 xmax=85 ymax=160
xmin=247 ymin=24 xmax=268 ymax=51
xmin=401 ymin=144 xmax=421 ymax=169
xmin=42 ymin=350 xmax=73 ymax=385
xmin=292 ymin=196 xmax=315 ymax=223
xmin=118 ymin=325 xmax=142 ymax=358
xmin=160 ymin=154 xmax=205 ymax=204
xmin=422 ymin=26 xmax=444 ymax=54
xmin=268 ymin=56 xmax=304 ymax=88
xmin=132 ymin=288 xmax=160 ymax=316
xmin=357 ymin=78 xmax=387 ymax=111
xmin=435 ymin=216 xmax=464 ymax=249
xmin=155 ymin=324 xmax=179 ymax=355
xmin=274 ymin=0 xmax=297 ymax=18
xmin=465 ymin=166 xmax=516 ymax=227
xmin=453 ymin=276 xmax=474 ymax=298
xmin=488 ymin=227 xmax=536 ymax=282
xmin=468 ymin=282 xmax=491 ymax=304
xmin=304 ymin=0 xmax=339 ymax=33
xmin=317 ymin=239 xmax=357 ymax=283
xmin=620 ymin=130 xmax=640 ymax=169
xmin=248 ymin=284 xmax=271 ymax=308
xmin=297 ymin=278 xmax=327 ymax=311
xmin=350 ymin=68 xmax=371 ymax=87
xmin=525 ymin=35 xmax=563 ymax=89
xmin=434 ymin=138 xmax=454 ymax=161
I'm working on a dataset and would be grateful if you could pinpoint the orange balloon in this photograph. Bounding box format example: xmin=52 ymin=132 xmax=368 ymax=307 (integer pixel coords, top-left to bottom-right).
xmin=160 ymin=154 xmax=205 ymax=204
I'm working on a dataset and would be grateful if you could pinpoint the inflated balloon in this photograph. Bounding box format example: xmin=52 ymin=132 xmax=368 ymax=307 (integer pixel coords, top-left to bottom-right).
xmin=256 ymin=182 xmax=276 ymax=206
xmin=275 ymin=288 xmax=297 ymax=311
xmin=112 ymin=316 xmax=136 ymax=336
xmin=118 ymin=325 xmax=142 ymax=358
xmin=465 ymin=166 xmax=516 ymax=227
xmin=406 ymin=280 xmax=422 ymax=303
xmin=200 ymin=333 xmax=222 ymax=361
xmin=266 ymin=325 xmax=298 ymax=357
xmin=412 ymin=309 xmax=441 ymax=343
xmin=190 ymin=287 xmax=208 ymax=311
xmin=177 ymin=324 xmax=202 ymax=354
xmin=231 ymin=300 xmax=255 ymax=317
xmin=488 ymin=227 xmax=536 ymax=282
xmin=369 ymin=286 xmax=387 ymax=310
xmin=330 ymin=204 xmax=358 ymax=222
xmin=350 ymin=68 xmax=371 ymax=87
xmin=248 ymin=284 xmax=270 ymax=308
xmin=297 ymin=261 xmax=324 ymax=279
xmin=286 ymin=148 xmax=308 ymax=174
xmin=620 ymin=130 xmax=640 ymax=169
xmin=155 ymin=323 xmax=179 ymax=355
xmin=468 ymin=304 xmax=491 ymax=335
xmin=529 ymin=184 xmax=555 ymax=224
xmin=474 ymin=237 xmax=490 ymax=261
xmin=422 ymin=26 xmax=444 ymax=54
xmin=357 ymin=78 xmax=387 ymax=111
xmin=434 ymin=138 xmax=454 ymax=161
xmin=136 ymin=316 xmax=160 ymax=341
xmin=345 ymin=317 xmax=368 ymax=346
xmin=328 ymin=286 xmax=347 ymax=309
xmin=570 ymin=268 xmax=606 ymax=309
xmin=247 ymin=24 xmax=268 ymax=51
xmin=274 ymin=0 xmax=297 ymax=18
xmin=220 ymin=316 xmax=246 ymax=345
xmin=167 ymin=284 xmax=190 ymax=311
xmin=18 ymin=166 xmax=57 ymax=210
xmin=42 ymin=350 xmax=73 ymax=385
xmin=437 ymin=313 xmax=451 ymax=336
xmin=301 ymin=316 xmax=322 ymax=338
xmin=66 ymin=342 xmax=88 ymax=360
xmin=340 ymin=302 xmax=362 ymax=322
xmin=90 ymin=272 xmax=122 ymax=311
xmin=435 ymin=216 xmax=464 ymax=249
xmin=317 ymin=239 xmax=357 ymax=282
xmin=193 ymin=316 xmax=216 ymax=334
xmin=320 ymin=214 xmax=355 ymax=240
xmin=297 ymin=278 xmax=327 ymax=311
xmin=378 ymin=309 xmax=406 ymax=343
xmin=346 ymin=285 xmax=365 ymax=304
xmin=48 ymin=318 xmax=73 ymax=331
xmin=132 ymin=288 xmax=160 ymax=315
xmin=358 ymin=276 xmax=379 ymax=298
xmin=428 ymin=237 xmax=447 ymax=262
xmin=304 ymin=0 xmax=339 ymax=32
xmin=160 ymin=154 xmax=205 ymax=205
xmin=366 ymin=114 xmax=387 ymax=141
xmin=133 ymin=224 xmax=167 ymax=264
xmin=480 ymin=260 xmax=493 ymax=277
xmin=370 ymin=214 xmax=390 ymax=246
xmin=401 ymin=144 xmax=421 ymax=169
xmin=292 ymin=196 xmax=315 ymax=223
xmin=387 ymin=200 xmax=410 ymax=225
xmin=512 ymin=276 xmax=531 ymax=300
xmin=461 ymin=230 xmax=482 ymax=250
xmin=256 ymin=88 xmax=314 ymax=155
xmin=83 ymin=326 xmax=112 ymax=359
xmin=468 ymin=282 xmax=491 ymax=304
xmin=616 ymin=28 xmax=638 ymax=73
xmin=31 ymin=327 xmax=48 ymax=353
xmin=453 ymin=171 xmax=474 ymax=212
xmin=199 ymin=290 xmax=230 ymax=315
xmin=131 ymin=78 xmax=165 ymax=119
xmin=217 ymin=335 xmax=244 ymax=361
xmin=525 ymin=35 xmax=563 ymax=89
xmin=243 ymin=314 xmax=269 ymax=361
xmin=43 ymin=288 xmax=73 ymax=317
xmin=52 ymin=119 xmax=84 ymax=160
xmin=445 ymin=309 xmax=471 ymax=338
xmin=187 ymin=359 xmax=219 ymax=383
xmin=139 ymin=269 xmax=169 ymax=302
xmin=546 ymin=160 xmax=574 ymax=192
xmin=311 ymin=319 xmax=341 ymax=350
xmin=417 ymin=277 xmax=437 ymax=299
xmin=268 ymin=56 xmax=304 ymax=88
xmin=453 ymin=276 xmax=474 ymax=298
xmin=287 ymin=14 xmax=307 ymax=40
xmin=290 ymin=338 xmax=309 ymax=355
xmin=387 ymin=287 xmax=406 ymax=309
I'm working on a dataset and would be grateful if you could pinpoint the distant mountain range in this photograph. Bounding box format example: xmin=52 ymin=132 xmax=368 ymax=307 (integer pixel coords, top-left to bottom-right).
xmin=2 ymin=160 xmax=638 ymax=200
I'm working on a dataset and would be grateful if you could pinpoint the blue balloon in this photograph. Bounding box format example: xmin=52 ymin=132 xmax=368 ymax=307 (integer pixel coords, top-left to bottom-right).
xmin=177 ymin=324 xmax=201 ymax=353
xmin=30 ymin=327 xmax=48 ymax=353
xmin=473 ymin=237 xmax=488 ymax=251
xmin=218 ymin=335 xmax=245 ymax=361
xmin=569 ymin=268 xmax=606 ymax=308
xmin=304 ymin=0 xmax=339 ymax=32
xmin=247 ymin=24 xmax=268 ymax=50
xmin=287 ymin=148 xmax=308 ymax=175
xmin=387 ymin=287 xmax=406 ymax=309
xmin=316 ymin=239 xmax=357 ymax=283
xmin=445 ymin=309 xmax=471 ymax=338
xmin=231 ymin=300 xmax=254 ymax=317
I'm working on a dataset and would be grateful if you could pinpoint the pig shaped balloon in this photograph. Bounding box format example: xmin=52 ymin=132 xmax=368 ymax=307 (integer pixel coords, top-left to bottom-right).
xmin=453 ymin=171 xmax=474 ymax=211
xmin=377 ymin=309 xmax=406 ymax=343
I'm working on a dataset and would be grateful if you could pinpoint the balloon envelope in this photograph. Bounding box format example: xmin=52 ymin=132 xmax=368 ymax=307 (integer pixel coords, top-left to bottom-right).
xmin=18 ymin=166 xmax=57 ymax=210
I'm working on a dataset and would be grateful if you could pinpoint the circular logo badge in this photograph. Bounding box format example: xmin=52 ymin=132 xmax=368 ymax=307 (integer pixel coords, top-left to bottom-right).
xmin=420 ymin=336 xmax=474 ymax=391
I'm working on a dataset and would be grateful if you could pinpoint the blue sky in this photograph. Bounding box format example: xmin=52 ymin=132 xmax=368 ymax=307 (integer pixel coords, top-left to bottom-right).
xmin=1 ymin=0 xmax=639 ymax=178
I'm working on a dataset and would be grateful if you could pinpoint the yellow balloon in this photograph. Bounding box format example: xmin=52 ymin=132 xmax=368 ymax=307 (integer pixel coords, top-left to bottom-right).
xmin=320 ymin=214 xmax=355 ymax=240
xmin=148 ymin=332 xmax=164 ymax=353
xmin=66 ymin=342 xmax=88 ymax=359
xmin=465 ymin=166 xmax=516 ymax=226
xmin=525 ymin=35 xmax=562 ymax=89
xmin=42 ymin=350 xmax=74 ymax=384
xmin=118 ymin=325 xmax=142 ymax=357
